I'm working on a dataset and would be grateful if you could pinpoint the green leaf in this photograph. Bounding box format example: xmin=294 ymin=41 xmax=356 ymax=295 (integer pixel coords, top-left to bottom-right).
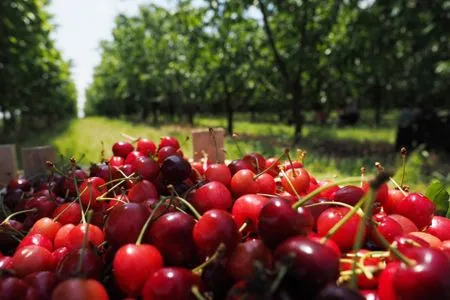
xmin=425 ymin=180 xmax=450 ymax=217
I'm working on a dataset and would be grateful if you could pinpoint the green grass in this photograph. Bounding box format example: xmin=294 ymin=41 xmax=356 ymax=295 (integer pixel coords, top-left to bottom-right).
xmin=9 ymin=116 xmax=449 ymax=192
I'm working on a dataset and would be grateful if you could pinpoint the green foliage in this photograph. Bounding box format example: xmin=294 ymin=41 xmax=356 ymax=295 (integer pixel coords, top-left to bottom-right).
xmin=0 ymin=0 xmax=77 ymax=136
xmin=425 ymin=180 xmax=450 ymax=217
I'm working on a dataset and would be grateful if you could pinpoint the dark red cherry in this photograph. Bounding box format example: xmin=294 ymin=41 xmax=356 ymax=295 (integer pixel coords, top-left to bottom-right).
xmin=258 ymin=198 xmax=313 ymax=248
xmin=113 ymin=141 xmax=134 ymax=158
xmin=226 ymin=239 xmax=272 ymax=282
xmin=137 ymin=138 xmax=157 ymax=156
xmin=24 ymin=271 xmax=58 ymax=300
xmin=333 ymin=185 xmax=365 ymax=206
xmin=232 ymin=194 xmax=269 ymax=233
xmin=147 ymin=212 xmax=197 ymax=266
xmin=128 ymin=180 xmax=158 ymax=203
xmin=7 ymin=177 xmax=32 ymax=192
xmin=391 ymin=193 xmax=435 ymax=230
xmin=201 ymin=260 xmax=234 ymax=299
xmin=193 ymin=209 xmax=240 ymax=257
xmin=192 ymin=181 xmax=233 ymax=214
xmin=0 ymin=277 xmax=29 ymax=300
xmin=63 ymin=169 xmax=88 ymax=197
xmin=394 ymin=234 xmax=429 ymax=255
xmin=79 ymin=177 xmax=107 ymax=209
xmin=274 ymin=236 xmax=340 ymax=297
xmin=56 ymin=247 xmax=103 ymax=280
xmin=264 ymin=157 xmax=280 ymax=177
xmin=315 ymin=284 xmax=365 ymax=300
xmin=104 ymin=202 xmax=150 ymax=249
xmin=228 ymin=159 xmax=255 ymax=176
xmin=133 ymin=156 xmax=160 ymax=181
xmin=157 ymin=146 xmax=181 ymax=163
xmin=205 ymin=163 xmax=232 ymax=186
xmin=51 ymin=278 xmax=109 ymax=300
xmin=242 ymin=153 xmax=265 ymax=173
xmin=142 ymin=267 xmax=200 ymax=300
xmin=159 ymin=136 xmax=181 ymax=150
xmin=161 ymin=155 xmax=192 ymax=183
xmin=23 ymin=196 xmax=57 ymax=228
xmin=52 ymin=247 xmax=69 ymax=267
xmin=362 ymin=182 xmax=389 ymax=206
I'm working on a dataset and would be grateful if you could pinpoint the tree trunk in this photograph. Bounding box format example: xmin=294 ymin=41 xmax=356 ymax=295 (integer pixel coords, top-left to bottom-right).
xmin=291 ymin=81 xmax=304 ymax=144
xmin=225 ymin=93 xmax=233 ymax=135
xmin=374 ymin=80 xmax=382 ymax=126
xmin=152 ymin=102 xmax=159 ymax=125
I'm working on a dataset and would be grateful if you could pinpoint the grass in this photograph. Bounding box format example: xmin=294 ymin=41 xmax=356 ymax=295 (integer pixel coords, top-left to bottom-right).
xmin=6 ymin=115 xmax=449 ymax=193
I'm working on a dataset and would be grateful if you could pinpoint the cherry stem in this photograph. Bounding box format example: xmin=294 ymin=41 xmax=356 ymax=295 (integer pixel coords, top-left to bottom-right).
xmin=121 ymin=133 xmax=139 ymax=143
xmin=304 ymin=201 xmax=364 ymax=217
xmin=270 ymin=264 xmax=289 ymax=295
xmin=279 ymin=169 xmax=302 ymax=200
xmin=191 ymin=285 xmax=207 ymax=300
xmin=231 ymin=133 xmax=243 ymax=157
xmin=99 ymin=174 xmax=137 ymax=188
xmin=73 ymin=175 xmax=87 ymax=224
xmin=53 ymin=200 xmax=78 ymax=222
xmin=372 ymin=228 xmax=415 ymax=266
xmin=389 ymin=177 xmax=407 ymax=196
xmin=292 ymin=176 xmax=366 ymax=209
xmin=175 ymin=196 xmax=201 ymax=220
xmin=253 ymin=151 xmax=286 ymax=180
xmin=192 ymin=243 xmax=226 ymax=274
xmin=209 ymin=128 xmax=220 ymax=164
xmin=77 ymin=209 xmax=93 ymax=276
xmin=135 ymin=200 xmax=167 ymax=245
xmin=400 ymin=147 xmax=407 ymax=187
xmin=1 ymin=208 xmax=38 ymax=225
xmin=100 ymin=141 xmax=105 ymax=163
xmin=285 ymin=149 xmax=297 ymax=178
xmin=238 ymin=219 xmax=250 ymax=232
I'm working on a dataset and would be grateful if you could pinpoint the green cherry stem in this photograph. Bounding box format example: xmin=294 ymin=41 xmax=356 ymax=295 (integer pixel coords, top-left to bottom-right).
xmin=135 ymin=200 xmax=167 ymax=245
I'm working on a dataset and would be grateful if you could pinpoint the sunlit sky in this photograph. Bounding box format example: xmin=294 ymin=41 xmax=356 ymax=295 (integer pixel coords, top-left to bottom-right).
xmin=48 ymin=0 xmax=177 ymax=117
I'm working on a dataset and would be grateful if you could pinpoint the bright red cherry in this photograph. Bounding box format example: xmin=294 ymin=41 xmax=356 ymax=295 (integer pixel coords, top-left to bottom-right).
xmin=384 ymin=189 xmax=406 ymax=214
xmin=425 ymin=216 xmax=450 ymax=241
xmin=255 ymin=173 xmax=277 ymax=195
xmin=124 ymin=151 xmax=145 ymax=165
xmin=377 ymin=262 xmax=400 ymax=300
xmin=391 ymin=193 xmax=435 ymax=230
xmin=78 ymin=177 xmax=107 ymax=209
xmin=52 ymin=247 xmax=69 ymax=267
xmin=142 ymin=267 xmax=200 ymax=300
xmin=362 ymin=182 xmax=389 ymax=206
xmin=264 ymin=157 xmax=280 ymax=177
xmin=340 ymin=250 xmax=383 ymax=290
xmin=230 ymin=169 xmax=260 ymax=197
xmin=406 ymin=232 xmax=442 ymax=248
xmin=133 ymin=156 xmax=160 ymax=181
xmin=334 ymin=185 xmax=364 ymax=206
xmin=159 ymin=136 xmax=181 ymax=150
xmin=51 ymin=278 xmax=109 ymax=300
xmin=67 ymin=223 xmax=104 ymax=250
xmin=371 ymin=215 xmax=404 ymax=247
xmin=394 ymin=234 xmax=430 ymax=255
xmin=191 ymin=162 xmax=205 ymax=176
xmin=205 ymin=163 xmax=232 ymax=186
xmin=137 ymin=138 xmax=157 ymax=156
xmin=193 ymin=209 xmax=240 ymax=257
xmin=157 ymin=146 xmax=181 ymax=163
xmin=128 ymin=180 xmax=158 ymax=203
xmin=18 ymin=233 xmax=53 ymax=252
xmin=192 ymin=181 xmax=233 ymax=214
xmin=109 ymin=156 xmax=124 ymax=168
xmin=54 ymin=224 xmax=75 ymax=249
xmin=113 ymin=244 xmax=163 ymax=296
xmin=0 ymin=256 xmax=13 ymax=270
xmin=315 ymin=180 xmax=340 ymax=200
xmin=281 ymin=168 xmax=310 ymax=195
xmin=13 ymin=245 xmax=54 ymax=276
xmin=147 ymin=212 xmax=197 ymax=266
xmin=317 ymin=207 xmax=366 ymax=251
xmin=113 ymin=141 xmax=134 ymax=158
xmin=29 ymin=217 xmax=62 ymax=241
xmin=258 ymin=198 xmax=313 ymax=248
xmin=388 ymin=214 xmax=418 ymax=233
xmin=232 ymin=194 xmax=269 ymax=233
xmin=52 ymin=202 xmax=82 ymax=226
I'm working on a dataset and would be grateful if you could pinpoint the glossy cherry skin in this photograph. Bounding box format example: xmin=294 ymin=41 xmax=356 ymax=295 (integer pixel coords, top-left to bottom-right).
xmin=371 ymin=215 xmax=404 ymax=247
xmin=67 ymin=223 xmax=104 ymax=250
xmin=113 ymin=141 xmax=134 ymax=158
xmin=147 ymin=212 xmax=197 ymax=266
xmin=18 ymin=233 xmax=53 ymax=252
xmin=193 ymin=181 xmax=233 ymax=214
xmin=360 ymin=290 xmax=379 ymax=300
xmin=52 ymin=202 xmax=82 ymax=226
xmin=384 ymin=189 xmax=406 ymax=214
xmin=142 ymin=267 xmax=200 ymax=300
xmin=159 ymin=136 xmax=181 ymax=149
xmin=13 ymin=245 xmax=55 ymax=276
xmin=315 ymin=285 xmax=365 ymax=300
xmin=230 ymin=169 xmax=260 ymax=197
xmin=23 ymin=196 xmax=57 ymax=229
xmin=0 ymin=277 xmax=31 ymax=300
xmin=226 ymin=239 xmax=272 ymax=282
xmin=258 ymin=198 xmax=313 ymax=248
xmin=128 ymin=180 xmax=158 ymax=203
xmin=242 ymin=153 xmax=265 ymax=173
xmin=56 ymin=247 xmax=103 ymax=280
xmin=393 ymin=247 xmax=450 ymax=300
xmin=193 ymin=209 xmax=240 ymax=257
xmin=228 ymin=159 xmax=255 ymax=176
xmin=104 ymin=202 xmax=150 ymax=249
xmin=161 ymin=155 xmax=192 ymax=183
xmin=391 ymin=193 xmax=435 ymax=230
xmin=157 ymin=146 xmax=181 ymax=163
xmin=7 ymin=177 xmax=32 ymax=192
xmin=333 ymin=185 xmax=364 ymax=206
xmin=109 ymin=155 xmax=124 ymax=167
xmin=54 ymin=224 xmax=75 ymax=249
xmin=24 ymin=271 xmax=58 ymax=300
xmin=124 ymin=151 xmax=146 ymax=165
xmin=113 ymin=244 xmax=163 ymax=296
xmin=191 ymin=162 xmax=205 ymax=176
xmin=255 ymin=173 xmax=277 ymax=195
xmin=205 ymin=163 xmax=232 ymax=186
xmin=52 ymin=247 xmax=69 ymax=267
xmin=274 ymin=236 xmax=340 ymax=297
xmin=232 ymin=194 xmax=269 ymax=233
xmin=388 ymin=214 xmax=418 ymax=233
xmin=406 ymin=231 xmax=442 ymax=248
xmin=51 ymin=278 xmax=109 ymax=300
xmin=317 ymin=207 xmax=366 ymax=252
xmin=264 ymin=157 xmax=280 ymax=177
xmin=425 ymin=216 xmax=450 ymax=241
xmin=137 ymin=138 xmax=157 ymax=156
xmin=29 ymin=217 xmax=62 ymax=241
xmin=377 ymin=262 xmax=400 ymax=300
xmin=362 ymin=182 xmax=388 ymax=206
xmin=78 ymin=177 xmax=107 ymax=209
xmin=394 ymin=234 xmax=430 ymax=255
xmin=281 ymin=168 xmax=310 ymax=195
xmin=134 ymin=156 xmax=160 ymax=181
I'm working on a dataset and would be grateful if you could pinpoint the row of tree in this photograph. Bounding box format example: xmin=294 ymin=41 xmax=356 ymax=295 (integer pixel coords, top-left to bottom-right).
xmin=85 ymin=0 xmax=449 ymax=141
xmin=0 ymin=0 xmax=77 ymax=136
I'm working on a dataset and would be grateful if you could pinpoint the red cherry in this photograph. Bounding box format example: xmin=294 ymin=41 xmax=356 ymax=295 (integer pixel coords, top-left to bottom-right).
xmin=388 ymin=214 xmax=418 ymax=233
xmin=205 ymin=163 xmax=232 ymax=186
xmin=191 ymin=162 xmax=205 ymax=176
xmin=56 ymin=247 xmax=103 ymax=280
xmin=274 ymin=236 xmax=340 ymax=297
xmin=193 ymin=209 xmax=240 ymax=257
xmin=371 ymin=215 xmax=404 ymax=246
xmin=128 ymin=180 xmax=158 ymax=203
xmin=78 ymin=177 xmax=107 ymax=209
xmin=226 ymin=239 xmax=272 ymax=282
xmin=242 ymin=153 xmax=265 ymax=172
xmin=393 ymin=247 xmax=450 ymax=299
xmin=406 ymin=232 xmax=442 ymax=248
xmin=391 ymin=193 xmax=435 ymax=230
xmin=0 ymin=277 xmax=30 ymax=300
xmin=67 ymin=223 xmax=104 ymax=250
xmin=258 ymin=198 xmax=313 ymax=248
xmin=29 ymin=217 xmax=62 ymax=241
xmin=362 ymin=182 xmax=389 ymax=206
xmin=192 ymin=181 xmax=233 ymax=214
xmin=264 ymin=157 xmax=280 ymax=176
xmin=317 ymin=207 xmax=366 ymax=251
xmin=315 ymin=285 xmax=366 ymax=299
xmin=63 ymin=169 xmax=88 ymax=197
xmin=142 ymin=267 xmax=200 ymax=300
xmin=384 ymin=189 xmax=406 ymax=214
xmin=7 ymin=177 xmax=32 ymax=192
xmin=113 ymin=141 xmax=134 ymax=158
xmin=124 ymin=151 xmax=145 ymax=165
xmin=51 ymin=278 xmax=109 ymax=300
xmin=333 ymin=185 xmax=365 ymax=206
xmin=282 ymin=160 xmax=304 ymax=171
xmin=109 ymin=156 xmax=124 ymax=167
xmin=360 ymin=290 xmax=379 ymax=300
xmin=281 ymin=168 xmax=310 ymax=195
xmin=316 ymin=180 xmax=340 ymax=200
xmin=394 ymin=234 xmax=430 ymax=255
xmin=255 ymin=173 xmax=277 ymax=195
xmin=230 ymin=170 xmax=260 ymax=197
xmin=137 ymin=138 xmax=157 ymax=156
xmin=340 ymin=250 xmax=382 ymax=289
xmin=54 ymin=224 xmax=75 ymax=249
xmin=308 ymin=232 xmax=342 ymax=257
xmin=24 ymin=271 xmax=58 ymax=300
xmin=52 ymin=247 xmax=69 ymax=266
xmin=23 ymin=196 xmax=57 ymax=228
xmin=113 ymin=244 xmax=163 ymax=296
xmin=0 ymin=256 xmax=14 ymax=270
xmin=232 ymin=194 xmax=269 ymax=233
xmin=13 ymin=245 xmax=54 ymax=276
xmin=18 ymin=233 xmax=53 ymax=252
xmin=228 ymin=159 xmax=255 ymax=176
xmin=52 ymin=202 xmax=82 ymax=225
xmin=159 ymin=136 xmax=181 ymax=149
xmin=133 ymin=156 xmax=159 ymax=181
xmin=425 ymin=216 xmax=450 ymax=241
xmin=157 ymin=146 xmax=181 ymax=163
xmin=147 ymin=212 xmax=197 ymax=266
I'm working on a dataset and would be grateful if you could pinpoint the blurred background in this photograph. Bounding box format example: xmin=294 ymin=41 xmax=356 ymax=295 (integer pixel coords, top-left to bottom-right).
xmin=0 ymin=0 xmax=449 ymax=189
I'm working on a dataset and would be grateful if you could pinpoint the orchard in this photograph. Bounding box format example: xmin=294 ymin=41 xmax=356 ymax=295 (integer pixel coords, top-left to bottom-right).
xmin=1 ymin=133 xmax=449 ymax=300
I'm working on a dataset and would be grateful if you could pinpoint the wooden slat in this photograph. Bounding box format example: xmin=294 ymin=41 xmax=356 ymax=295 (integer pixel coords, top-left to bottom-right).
xmin=21 ymin=145 xmax=56 ymax=178
xmin=192 ymin=128 xmax=225 ymax=163
xmin=0 ymin=144 xmax=18 ymax=186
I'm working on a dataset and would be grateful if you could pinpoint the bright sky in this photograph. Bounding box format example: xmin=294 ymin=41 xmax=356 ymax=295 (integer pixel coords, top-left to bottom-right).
xmin=48 ymin=0 xmax=175 ymax=117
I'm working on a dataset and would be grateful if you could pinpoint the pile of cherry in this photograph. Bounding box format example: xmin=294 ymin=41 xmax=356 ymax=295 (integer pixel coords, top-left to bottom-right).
xmin=1 ymin=135 xmax=450 ymax=300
